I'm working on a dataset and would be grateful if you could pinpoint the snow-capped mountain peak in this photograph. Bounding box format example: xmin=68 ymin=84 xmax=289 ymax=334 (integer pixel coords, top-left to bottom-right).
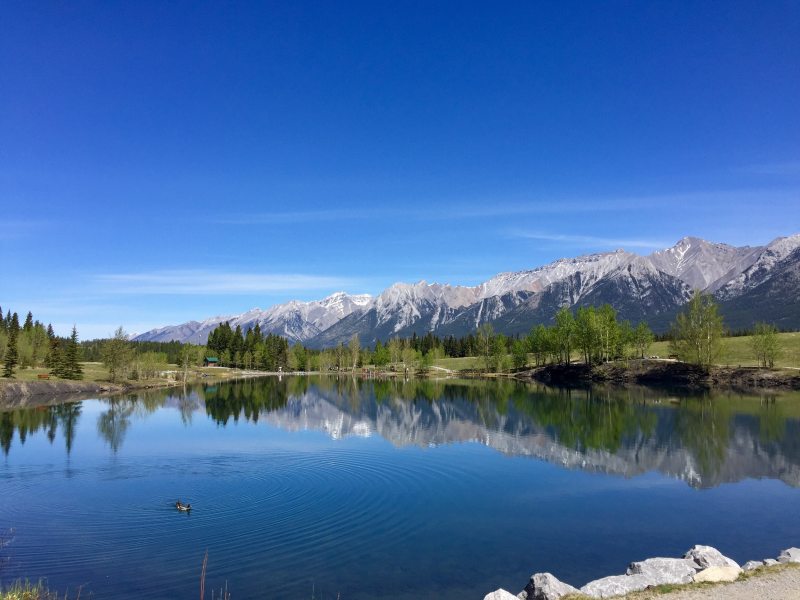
xmin=134 ymin=233 xmax=800 ymax=346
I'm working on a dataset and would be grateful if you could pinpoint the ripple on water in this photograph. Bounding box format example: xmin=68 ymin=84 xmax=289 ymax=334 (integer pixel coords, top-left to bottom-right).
xmin=1 ymin=446 xmax=481 ymax=593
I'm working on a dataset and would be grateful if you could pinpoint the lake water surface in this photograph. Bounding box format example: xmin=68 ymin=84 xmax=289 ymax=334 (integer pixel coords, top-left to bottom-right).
xmin=2 ymin=376 xmax=800 ymax=599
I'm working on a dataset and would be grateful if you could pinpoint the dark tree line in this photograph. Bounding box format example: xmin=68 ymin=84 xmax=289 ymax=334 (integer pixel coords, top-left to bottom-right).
xmin=206 ymin=322 xmax=290 ymax=371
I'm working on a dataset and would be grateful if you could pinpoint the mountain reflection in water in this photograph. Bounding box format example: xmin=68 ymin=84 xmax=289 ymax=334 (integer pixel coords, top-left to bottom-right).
xmin=3 ymin=376 xmax=799 ymax=489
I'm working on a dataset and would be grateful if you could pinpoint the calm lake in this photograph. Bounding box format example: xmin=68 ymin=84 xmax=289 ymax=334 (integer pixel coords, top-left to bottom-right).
xmin=2 ymin=376 xmax=800 ymax=599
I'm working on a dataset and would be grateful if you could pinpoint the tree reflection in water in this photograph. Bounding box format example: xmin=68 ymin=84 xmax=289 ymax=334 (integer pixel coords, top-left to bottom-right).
xmin=2 ymin=378 xmax=800 ymax=488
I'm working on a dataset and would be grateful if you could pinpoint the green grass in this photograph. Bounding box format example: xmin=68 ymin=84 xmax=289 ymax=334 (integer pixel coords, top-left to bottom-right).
xmin=0 ymin=361 xmax=253 ymax=386
xmin=432 ymin=356 xmax=486 ymax=371
xmin=650 ymin=331 xmax=800 ymax=368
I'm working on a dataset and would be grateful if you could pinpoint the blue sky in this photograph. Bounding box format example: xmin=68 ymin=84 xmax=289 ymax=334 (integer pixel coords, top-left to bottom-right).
xmin=2 ymin=1 xmax=799 ymax=338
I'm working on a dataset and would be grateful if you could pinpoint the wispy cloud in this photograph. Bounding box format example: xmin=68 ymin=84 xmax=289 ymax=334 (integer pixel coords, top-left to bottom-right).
xmin=508 ymin=231 xmax=669 ymax=249
xmin=213 ymin=188 xmax=800 ymax=226
xmin=213 ymin=200 xmax=642 ymax=225
xmin=0 ymin=219 xmax=49 ymax=240
xmin=738 ymin=161 xmax=800 ymax=176
xmin=93 ymin=270 xmax=356 ymax=295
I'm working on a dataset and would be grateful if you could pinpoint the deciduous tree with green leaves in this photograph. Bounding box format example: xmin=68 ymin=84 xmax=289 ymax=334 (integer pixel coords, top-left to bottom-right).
xmin=669 ymin=292 xmax=725 ymax=367
xmin=632 ymin=321 xmax=654 ymax=359
xmin=102 ymin=327 xmax=134 ymax=382
xmin=511 ymin=338 xmax=528 ymax=369
xmin=476 ymin=323 xmax=495 ymax=371
xmin=749 ymin=322 xmax=783 ymax=368
xmin=554 ymin=307 xmax=575 ymax=364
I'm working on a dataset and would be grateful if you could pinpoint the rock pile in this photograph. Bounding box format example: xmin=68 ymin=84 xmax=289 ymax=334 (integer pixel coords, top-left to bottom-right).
xmin=483 ymin=545 xmax=800 ymax=600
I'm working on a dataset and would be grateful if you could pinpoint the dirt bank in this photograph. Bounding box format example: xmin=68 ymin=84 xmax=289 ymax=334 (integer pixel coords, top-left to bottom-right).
xmin=0 ymin=379 xmax=126 ymax=406
xmin=527 ymin=360 xmax=800 ymax=391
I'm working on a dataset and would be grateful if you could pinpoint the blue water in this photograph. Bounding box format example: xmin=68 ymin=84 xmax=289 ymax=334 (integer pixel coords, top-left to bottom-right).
xmin=2 ymin=377 xmax=800 ymax=599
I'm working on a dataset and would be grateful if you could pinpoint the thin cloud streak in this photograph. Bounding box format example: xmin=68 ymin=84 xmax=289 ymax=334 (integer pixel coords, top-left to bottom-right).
xmin=212 ymin=188 xmax=800 ymax=226
xmin=94 ymin=270 xmax=357 ymax=295
xmin=509 ymin=231 xmax=669 ymax=249
xmin=738 ymin=161 xmax=800 ymax=176
xmin=213 ymin=200 xmax=643 ymax=225
xmin=0 ymin=219 xmax=50 ymax=240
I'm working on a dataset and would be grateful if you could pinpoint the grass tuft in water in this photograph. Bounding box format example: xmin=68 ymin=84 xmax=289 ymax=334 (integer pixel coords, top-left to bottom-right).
xmin=0 ymin=580 xmax=60 ymax=600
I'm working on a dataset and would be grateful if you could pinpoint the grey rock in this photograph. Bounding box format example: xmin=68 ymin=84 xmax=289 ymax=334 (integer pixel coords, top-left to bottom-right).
xmin=742 ymin=560 xmax=764 ymax=571
xmin=683 ymin=545 xmax=740 ymax=570
xmin=764 ymin=558 xmax=779 ymax=566
xmin=626 ymin=557 xmax=696 ymax=584
xmin=518 ymin=573 xmax=580 ymax=600
xmin=580 ymin=574 xmax=653 ymax=598
xmin=483 ymin=590 xmax=518 ymax=600
xmin=777 ymin=547 xmax=800 ymax=564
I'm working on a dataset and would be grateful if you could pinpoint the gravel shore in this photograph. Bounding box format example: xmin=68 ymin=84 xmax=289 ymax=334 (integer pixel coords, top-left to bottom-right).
xmin=622 ymin=564 xmax=800 ymax=600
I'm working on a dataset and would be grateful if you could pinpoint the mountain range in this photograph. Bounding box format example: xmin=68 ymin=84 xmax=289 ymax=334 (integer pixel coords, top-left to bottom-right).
xmin=134 ymin=234 xmax=800 ymax=347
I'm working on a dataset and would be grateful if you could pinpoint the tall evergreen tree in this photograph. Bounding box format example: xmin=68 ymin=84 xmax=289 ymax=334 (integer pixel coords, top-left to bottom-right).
xmin=47 ymin=336 xmax=65 ymax=376
xmin=3 ymin=313 xmax=20 ymax=378
xmin=62 ymin=326 xmax=83 ymax=380
xmin=23 ymin=311 xmax=33 ymax=332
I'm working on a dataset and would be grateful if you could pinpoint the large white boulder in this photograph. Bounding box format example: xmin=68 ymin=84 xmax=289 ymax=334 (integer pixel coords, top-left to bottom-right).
xmin=778 ymin=548 xmax=800 ymax=564
xmin=518 ymin=573 xmax=580 ymax=600
xmin=692 ymin=565 xmax=741 ymax=583
xmin=580 ymin=574 xmax=653 ymax=598
xmin=626 ymin=557 xmax=696 ymax=584
xmin=483 ymin=589 xmax=518 ymax=600
xmin=683 ymin=545 xmax=740 ymax=570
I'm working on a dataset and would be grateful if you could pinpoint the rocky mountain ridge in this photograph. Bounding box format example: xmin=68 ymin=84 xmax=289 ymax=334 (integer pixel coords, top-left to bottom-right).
xmin=134 ymin=234 xmax=800 ymax=346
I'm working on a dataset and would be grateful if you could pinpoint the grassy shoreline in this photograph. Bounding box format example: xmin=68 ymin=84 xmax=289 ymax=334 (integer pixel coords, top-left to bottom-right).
xmin=1 ymin=341 xmax=799 ymax=406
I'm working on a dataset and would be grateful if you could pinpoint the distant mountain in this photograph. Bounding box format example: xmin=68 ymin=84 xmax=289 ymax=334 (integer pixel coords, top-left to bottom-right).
xmin=718 ymin=246 xmax=800 ymax=331
xmin=134 ymin=291 xmax=372 ymax=344
xmin=134 ymin=234 xmax=800 ymax=347
xmin=648 ymin=236 xmax=762 ymax=291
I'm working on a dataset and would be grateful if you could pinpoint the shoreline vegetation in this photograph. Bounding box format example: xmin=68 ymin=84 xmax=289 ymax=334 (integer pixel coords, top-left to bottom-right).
xmin=1 ymin=357 xmax=798 ymax=405
xmin=1 ymin=294 xmax=798 ymax=402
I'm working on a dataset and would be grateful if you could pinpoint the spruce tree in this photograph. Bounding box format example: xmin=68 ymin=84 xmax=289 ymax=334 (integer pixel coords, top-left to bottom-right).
xmin=48 ymin=337 xmax=65 ymax=377
xmin=63 ymin=326 xmax=83 ymax=380
xmin=3 ymin=314 xmax=20 ymax=378
xmin=23 ymin=311 xmax=33 ymax=332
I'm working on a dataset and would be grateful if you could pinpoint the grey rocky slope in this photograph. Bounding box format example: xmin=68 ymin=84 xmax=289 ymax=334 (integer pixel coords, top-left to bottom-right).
xmin=134 ymin=234 xmax=800 ymax=346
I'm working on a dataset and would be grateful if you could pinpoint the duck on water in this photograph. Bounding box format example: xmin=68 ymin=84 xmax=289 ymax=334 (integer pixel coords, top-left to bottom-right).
xmin=175 ymin=500 xmax=191 ymax=512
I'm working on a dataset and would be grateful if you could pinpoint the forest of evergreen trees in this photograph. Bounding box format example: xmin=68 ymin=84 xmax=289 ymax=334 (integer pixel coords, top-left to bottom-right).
xmin=0 ymin=306 xmax=83 ymax=379
xmin=206 ymin=322 xmax=290 ymax=371
xmin=201 ymin=303 xmax=656 ymax=373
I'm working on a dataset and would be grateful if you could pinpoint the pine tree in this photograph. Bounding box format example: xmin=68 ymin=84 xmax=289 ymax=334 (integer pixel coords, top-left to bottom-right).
xmin=48 ymin=337 xmax=65 ymax=377
xmin=62 ymin=326 xmax=83 ymax=380
xmin=23 ymin=311 xmax=33 ymax=332
xmin=3 ymin=314 xmax=20 ymax=378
